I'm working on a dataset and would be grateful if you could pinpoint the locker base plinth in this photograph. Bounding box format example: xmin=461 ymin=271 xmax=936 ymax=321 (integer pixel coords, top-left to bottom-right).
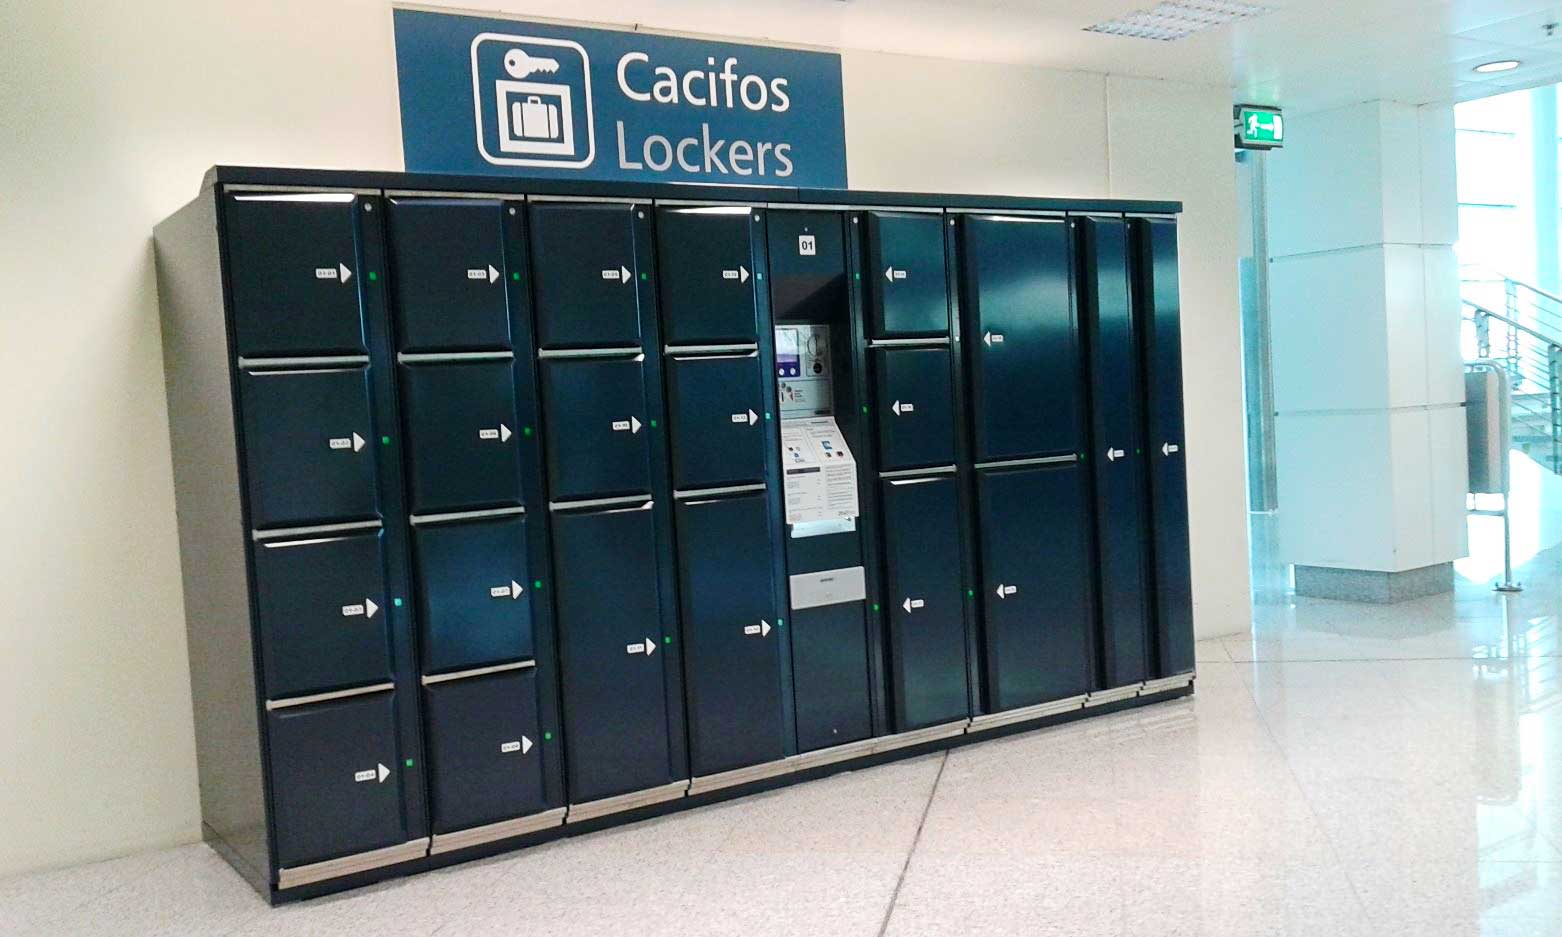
xmin=1085 ymin=683 xmax=1143 ymax=707
xmin=969 ymin=694 xmax=1088 ymax=733
xmin=429 ymin=808 xmax=566 ymax=855
xmin=566 ymin=780 xmax=689 ymax=823
xmin=275 ymin=838 xmax=430 ymax=891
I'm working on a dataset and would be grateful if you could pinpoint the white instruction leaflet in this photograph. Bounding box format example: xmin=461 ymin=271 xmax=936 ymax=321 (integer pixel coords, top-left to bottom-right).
xmin=780 ymin=417 xmax=859 ymax=526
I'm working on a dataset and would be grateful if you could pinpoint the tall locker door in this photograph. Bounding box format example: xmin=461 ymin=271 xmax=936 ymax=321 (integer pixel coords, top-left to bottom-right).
xmin=675 ymin=493 xmax=785 ymax=775
xmin=1079 ymin=216 xmax=1152 ymax=688
xmin=552 ymin=502 xmax=677 ymax=802
xmin=959 ymin=215 xmax=1081 ymax=461
xmin=880 ymin=476 xmax=970 ymax=730
xmin=1134 ymin=217 xmax=1194 ymax=677
xmin=974 ymin=465 xmax=1093 ymax=710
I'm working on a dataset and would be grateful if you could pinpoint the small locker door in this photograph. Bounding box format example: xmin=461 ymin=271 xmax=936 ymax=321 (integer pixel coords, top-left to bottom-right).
xmin=266 ymin=692 xmax=406 ymax=869
xmin=223 ymin=192 xmax=366 ymax=358
xmin=412 ymin=515 xmax=533 ymax=674
xmin=960 ymin=215 xmax=1081 ymax=460
xmin=423 ymin=668 xmax=545 ymax=834
xmin=665 ymin=353 xmax=767 ymax=491
xmin=540 ymin=357 xmax=652 ymax=501
xmin=552 ymin=502 xmax=675 ymax=802
xmin=657 ymin=207 xmax=759 ymax=345
xmin=529 ymin=203 xmax=644 ymax=349
xmin=790 ymin=601 xmax=872 ymax=752
xmin=386 ymin=198 xmax=512 ymax=353
xmin=239 ymin=367 xmax=379 ymax=529
xmin=253 ymin=531 xmax=392 ymax=700
xmin=866 ymin=211 xmax=950 ymax=338
xmin=675 ymin=492 xmax=784 ymax=775
xmin=880 ymin=476 xmax=970 ymax=730
xmin=975 ymin=465 xmax=1093 ymax=711
xmin=399 ymin=361 xmax=524 ymax=515
xmin=873 ymin=347 xmax=956 ymax=471
xmin=1135 ymin=218 xmax=1195 ymax=678
xmin=1080 ymin=216 xmax=1151 ymax=687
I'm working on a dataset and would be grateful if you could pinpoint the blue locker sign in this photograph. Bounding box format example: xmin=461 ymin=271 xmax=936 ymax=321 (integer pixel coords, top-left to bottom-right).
xmin=393 ymin=8 xmax=848 ymax=188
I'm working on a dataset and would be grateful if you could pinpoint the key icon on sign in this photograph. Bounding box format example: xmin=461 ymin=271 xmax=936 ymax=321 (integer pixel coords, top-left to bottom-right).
xmin=505 ymin=49 xmax=560 ymax=79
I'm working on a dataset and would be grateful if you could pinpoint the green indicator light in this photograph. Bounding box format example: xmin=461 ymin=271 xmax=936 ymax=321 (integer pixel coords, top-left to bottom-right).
xmin=380 ymin=435 xmax=390 ymax=445
xmin=404 ymin=758 xmax=414 ymax=768
xmin=367 ymin=271 xmax=378 ymax=282
xmin=650 ymin=418 xmax=658 ymax=428
xmin=765 ymin=412 xmax=772 ymax=420
xmin=533 ymin=579 xmax=543 ymax=590
xmin=511 ymin=271 xmax=520 ymax=281
xmin=640 ymin=272 xmax=649 ymax=281
xmin=663 ymin=636 xmax=672 ymax=644
xmin=853 ymin=272 xmax=860 ymax=280
xmin=861 ymin=406 xmax=868 ymax=414
xmin=872 ymin=603 xmax=880 ymax=612
xmin=757 ymin=273 xmax=764 ymax=281
xmin=967 ymin=589 xmax=974 ymax=598
xmin=393 ymin=597 xmax=403 ymax=608
xmin=777 ymin=618 xmax=784 ymax=627
xmin=544 ymin=731 xmax=554 ymax=741
xmin=523 ymin=426 xmax=533 ymax=437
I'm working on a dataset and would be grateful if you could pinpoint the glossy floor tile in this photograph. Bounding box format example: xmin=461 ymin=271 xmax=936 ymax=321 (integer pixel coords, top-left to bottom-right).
xmin=7 ymin=535 xmax=1562 ymax=935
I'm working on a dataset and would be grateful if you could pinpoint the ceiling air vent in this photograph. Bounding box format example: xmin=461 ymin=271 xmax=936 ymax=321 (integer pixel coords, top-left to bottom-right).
xmin=1084 ymin=1 xmax=1272 ymax=41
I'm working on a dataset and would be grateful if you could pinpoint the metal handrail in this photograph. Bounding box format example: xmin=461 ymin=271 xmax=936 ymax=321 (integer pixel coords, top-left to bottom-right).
xmin=1465 ymin=297 xmax=1562 ymax=347
xmin=1463 ymin=291 xmax=1562 ymax=472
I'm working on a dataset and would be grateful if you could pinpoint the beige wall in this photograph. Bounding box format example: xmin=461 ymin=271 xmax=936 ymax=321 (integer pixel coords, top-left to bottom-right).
xmin=0 ymin=1 xmax=1248 ymax=878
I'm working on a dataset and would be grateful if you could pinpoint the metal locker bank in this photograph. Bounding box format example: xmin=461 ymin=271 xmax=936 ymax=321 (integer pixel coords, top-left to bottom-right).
xmin=154 ymin=167 xmax=1196 ymax=903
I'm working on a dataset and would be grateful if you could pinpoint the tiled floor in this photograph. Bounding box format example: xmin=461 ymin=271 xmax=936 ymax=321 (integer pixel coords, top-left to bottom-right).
xmin=5 ymin=537 xmax=1562 ymax=936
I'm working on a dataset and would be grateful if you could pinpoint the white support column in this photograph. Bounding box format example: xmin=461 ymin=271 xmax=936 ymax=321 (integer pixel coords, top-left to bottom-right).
xmin=1265 ymin=100 xmax=1468 ymax=601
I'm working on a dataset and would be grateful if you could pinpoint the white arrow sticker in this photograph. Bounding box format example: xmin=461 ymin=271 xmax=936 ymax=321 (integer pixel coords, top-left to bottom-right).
xmin=1106 ymin=447 xmax=1125 ymax=462
xmin=479 ymin=424 xmax=513 ymax=442
xmin=995 ymin=584 xmax=1018 ymax=599
xmin=502 ymin=735 xmax=534 ymax=755
xmin=729 ymin=409 xmax=759 ymax=426
xmin=522 ymin=735 xmax=533 ymax=754
xmin=611 ymin=416 xmax=644 ymax=434
xmin=377 ymin=763 xmax=389 ymax=783
xmin=891 ymin=400 xmax=916 ymax=416
xmin=354 ymin=763 xmax=390 ymax=784
xmin=626 ymin=637 xmax=658 ymax=657
xmin=365 ymin=598 xmax=378 ymax=618
xmin=902 ymin=597 xmax=925 ymax=613
xmin=328 ymin=433 xmax=367 ymax=452
xmin=339 ymin=263 xmax=353 ymax=285
xmin=722 ymin=266 xmax=751 ymax=283
xmin=1162 ymin=442 xmax=1181 ymax=456
xmin=884 ymin=266 xmax=907 ymax=282
xmin=983 ymin=331 xmax=1005 ymax=347
xmin=342 ymin=598 xmax=379 ymax=618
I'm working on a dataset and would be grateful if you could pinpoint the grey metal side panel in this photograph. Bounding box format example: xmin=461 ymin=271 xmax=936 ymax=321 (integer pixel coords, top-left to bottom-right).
xmin=1466 ymin=367 xmax=1509 ymax=495
xmin=154 ymin=189 xmax=272 ymax=894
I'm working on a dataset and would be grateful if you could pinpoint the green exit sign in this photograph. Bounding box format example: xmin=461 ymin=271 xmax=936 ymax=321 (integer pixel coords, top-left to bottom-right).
xmin=1235 ymin=105 xmax=1284 ymax=149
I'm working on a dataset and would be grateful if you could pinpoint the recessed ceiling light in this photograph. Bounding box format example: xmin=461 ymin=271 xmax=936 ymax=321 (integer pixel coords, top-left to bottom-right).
xmin=1085 ymin=1 xmax=1272 ymax=42
xmin=1474 ymin=59 xmax=1522 ymax=73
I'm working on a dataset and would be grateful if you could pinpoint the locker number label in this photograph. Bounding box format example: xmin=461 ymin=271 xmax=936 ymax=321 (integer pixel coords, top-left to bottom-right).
xmin=501 ymin=736 xmax=533 ymax=754
xmin=902 ymin=597 xmax=925 ymax=613
xmin=730 ymin=409 xmax=759 ymax=426
xmin=611 ymin=416 xmax=644 ymax=434
xmin=982 ymin=331 xmax=1005 ymax=347
xmin=884 ymin=266 xmax=907 ymax=282
xmin=354 ymin=763 xmax=390 ymax=784
xmin=329 ymin=433 xmax=367 ymax=452
xmin=798 ymin=235 xmax=816 ymax=256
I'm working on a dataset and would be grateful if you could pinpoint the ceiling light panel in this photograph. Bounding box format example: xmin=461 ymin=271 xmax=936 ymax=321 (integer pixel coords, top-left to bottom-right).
xmin=1085 ymin=1 xmax=1273 ymax=41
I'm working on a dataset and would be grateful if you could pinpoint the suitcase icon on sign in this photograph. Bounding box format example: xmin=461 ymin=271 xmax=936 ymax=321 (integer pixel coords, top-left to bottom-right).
xmin=514 ymin=95 xmax=559 ymax=141
xmin=495 ymin=80 xmax=577 ymax=157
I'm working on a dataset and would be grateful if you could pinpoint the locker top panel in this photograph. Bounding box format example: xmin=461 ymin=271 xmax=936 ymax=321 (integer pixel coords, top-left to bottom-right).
xmin=529 ymin=202 xmax=645 ymax=349
xmin=386 ymin=197 xmax=513 ymax=353
xmin=866 ymin=211 xmax=951 ymax=339
xmin=656 ymin=206 xmax=760 ymax=346
xmin=224 ymin=192 xmax=367 ymax=359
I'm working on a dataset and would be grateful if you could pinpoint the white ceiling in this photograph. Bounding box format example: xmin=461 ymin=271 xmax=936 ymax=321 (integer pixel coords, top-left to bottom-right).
xmin=481 ymin=0 xmax=1562 ymax=112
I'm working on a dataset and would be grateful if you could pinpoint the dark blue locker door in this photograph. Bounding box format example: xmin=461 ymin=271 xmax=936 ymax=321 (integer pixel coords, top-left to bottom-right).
xmin=224 ymin=193 xmax=366 ymax=358
xmin=387 ymin=198 xmax=512 ymax=353
xmin=552 ymin=502 xmax=674 ymax=802
xmin=657 ymin=207 xmax=759 ymax=345
xmin=423 ymin=668 xmax=545 ymax=834
xmin=675 ymin=493 xmax=784 ymax=775
xmin=961 ymin=215 xmax=1080 ymax=460
xmin=540 ymin=357 xmax=652 ymax=500
xmin=1083 ymin=217 xmax=1152 ymax=687
xmin=239 ymin=367 xmax=379 ymax=529
xmin=880 ymin=476 xmax=970 ymax=730
xmin=975 ymin=465 xmax=1093 ymax=710
xmin=400 ymin=361 xmax=524 ymax=514
xmin=867 ymin=211 xmax=950 ymax=338
xmin=665 ymin=353 xmax=766 ymax=490
xmin=529 ymin=203 xmax=643 ymax=349
xmin=412 ymin=515 xmax=533 ymax=674
xmin=790 ymin=603 xmax=871 ymax=752
xmin=266 ymin=692 xmax=406 ymax=868
xmin=253 ymin=531 xmax=392 ymax=699
xmin=1137 ymin=218 xmax=1194 ymax=677
xmin=874 ymin=347 xmax=956 ymax=471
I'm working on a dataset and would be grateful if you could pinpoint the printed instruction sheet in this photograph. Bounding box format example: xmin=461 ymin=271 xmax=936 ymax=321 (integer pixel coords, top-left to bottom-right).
xmin=780 ymin=417 xmax=859 ymax=525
